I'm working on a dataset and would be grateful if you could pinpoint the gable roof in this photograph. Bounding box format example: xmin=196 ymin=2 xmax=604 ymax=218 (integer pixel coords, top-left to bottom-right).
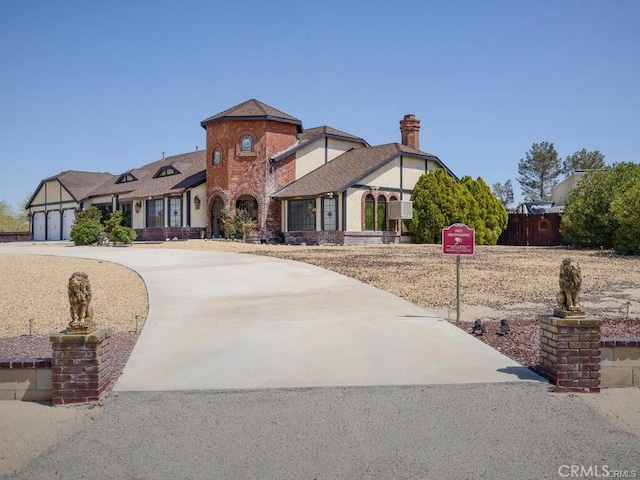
xmin=27 ymin=171 xmax=116 ymax=207
xmin=271 ymin=125 xmax=369 ymax=162
xmin=272 ymin=143 xmax=456 ymax=199
xmin=200 ymin=99 xmax=302 ymax=132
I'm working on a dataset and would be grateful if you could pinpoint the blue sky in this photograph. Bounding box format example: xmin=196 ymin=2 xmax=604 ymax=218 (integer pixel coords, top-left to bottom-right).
xmin=1 ymin=0 xmax=638 ymax=210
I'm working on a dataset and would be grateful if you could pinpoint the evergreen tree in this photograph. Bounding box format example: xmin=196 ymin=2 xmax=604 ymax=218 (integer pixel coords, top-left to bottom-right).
xmin=562 ymin=148 xmax=605 ymax=175
xmin=492 ymin=180 xmax=514 ymax=208
xmin=408 ymin=169 xmax=476 ymax=244
xmin=517 ymin=142 xmax=562 ymax=201
xmin=462 ymin=176 xmax=508 ymax=245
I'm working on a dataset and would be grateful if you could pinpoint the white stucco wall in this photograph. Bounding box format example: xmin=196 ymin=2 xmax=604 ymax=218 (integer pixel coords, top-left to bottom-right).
xmin=132 ymin=202 xmax=145 ymax=229
xmin=295 ymin=140 xmax=326 ymax=180
xmin=326 ymin=138 xmax=362 ymax=161
xmin=402 ymin=157 xmax=428 ymax=190
xmin=345 ymin=188 xmax=363 ymax=231
xmin=359 ymin=158 xmax=400 ymax=189
xmin=189 ymin=185 xmax=207 ymax=228
xmin=353 ymin=155 xmax=439 ymax=193
xmin=295 ymin=138 xmax=365 ymax=180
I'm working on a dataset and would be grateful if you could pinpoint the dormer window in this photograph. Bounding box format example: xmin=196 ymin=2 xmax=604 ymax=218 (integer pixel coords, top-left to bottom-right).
xmin=153 ymin=165 xmax=181 ymax=178
xmin=116 ymin=173 xmax=137 ymax=184
xmin=239 ymin=135 xmax=254 ymax=153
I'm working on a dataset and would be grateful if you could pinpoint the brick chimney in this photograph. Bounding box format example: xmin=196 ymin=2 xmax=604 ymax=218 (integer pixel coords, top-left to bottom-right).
xmin=399 ymin=114 xmax=420 ymax=150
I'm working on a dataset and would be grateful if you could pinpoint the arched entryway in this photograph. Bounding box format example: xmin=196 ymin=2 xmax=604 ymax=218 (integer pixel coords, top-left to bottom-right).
xmin=211 ymin=197 xmax=224 ymax=238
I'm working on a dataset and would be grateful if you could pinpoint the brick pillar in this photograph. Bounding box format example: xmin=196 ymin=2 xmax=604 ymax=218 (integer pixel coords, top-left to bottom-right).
xmin=539 ymin=315 xmax=601 ymax=393
xmin=50 ymin=328 xmax=113 ymax=405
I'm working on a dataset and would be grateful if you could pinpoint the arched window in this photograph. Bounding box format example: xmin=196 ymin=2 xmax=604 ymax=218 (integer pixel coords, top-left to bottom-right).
xmin=389 ymin=196 xmax=398 ymax=232
xmin=377 ymin=195 xmax=386 ymax=231
xmin=239 ymin=135 xmax=254 ymax=153
xmin=364 ymin=194 xmax=375 ymax=231
xmin=212 ymin=147 xmax=222 ymax=165
xmin=236 ymin=195 xmax=258 ymax=221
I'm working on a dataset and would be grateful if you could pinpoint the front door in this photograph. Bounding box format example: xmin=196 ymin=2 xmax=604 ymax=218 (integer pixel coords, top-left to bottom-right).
xmin=211 ymin=197 xmax=224 ymax=238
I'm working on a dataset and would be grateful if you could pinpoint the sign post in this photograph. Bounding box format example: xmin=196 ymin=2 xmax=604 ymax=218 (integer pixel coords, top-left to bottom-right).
xmin=442 ymin=223 xmax=475 ymax=322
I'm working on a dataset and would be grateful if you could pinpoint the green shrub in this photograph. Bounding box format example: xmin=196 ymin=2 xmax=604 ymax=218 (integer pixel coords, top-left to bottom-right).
xmin=110 ymin=225 xmax=137 ymax=244
xmin=70 ymin=219 xmax=103 ymax=245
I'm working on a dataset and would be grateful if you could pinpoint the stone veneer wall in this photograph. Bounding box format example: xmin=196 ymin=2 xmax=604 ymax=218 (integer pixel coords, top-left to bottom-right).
xmin=539 ymin=315 xmax=602 ymax=393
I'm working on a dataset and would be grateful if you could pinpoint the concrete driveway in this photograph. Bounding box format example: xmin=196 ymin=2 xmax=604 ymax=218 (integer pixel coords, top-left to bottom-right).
xmin=4 ymin=243 xmax=640 ymax=480
xmin=1 ymin=242 xmax=542 ymax=391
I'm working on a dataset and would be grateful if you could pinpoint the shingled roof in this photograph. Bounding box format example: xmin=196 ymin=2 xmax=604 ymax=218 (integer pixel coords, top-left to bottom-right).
xmin=98 ymin=150 xmax=206 ymax=201
xmin=200 ymin=99 xmax=302 ymax=132
xmin=272 ymin=143 xmax=454 ymax=199
xmin=271 ymin=125 xmax=369 ymax=162
xmin=28 ymin=171 xmax=116 ymax=207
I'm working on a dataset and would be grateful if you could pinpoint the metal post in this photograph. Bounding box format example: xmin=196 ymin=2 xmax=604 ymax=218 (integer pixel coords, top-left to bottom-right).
xmin=456 ymin=254 xmax=461 ymax=323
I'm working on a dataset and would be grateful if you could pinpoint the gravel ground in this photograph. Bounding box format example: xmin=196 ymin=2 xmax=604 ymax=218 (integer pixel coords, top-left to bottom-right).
xmin=1 ymin=242 xmax=639 ymax=376
xmin=0 ymin=255 xmax=147 ymax=377
xmin=0 ymin=255 xmax=147 ymax=337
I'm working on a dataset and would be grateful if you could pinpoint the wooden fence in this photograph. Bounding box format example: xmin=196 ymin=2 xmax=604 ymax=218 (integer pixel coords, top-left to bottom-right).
xmin=498 ymin=213 xmax=563 ymax=246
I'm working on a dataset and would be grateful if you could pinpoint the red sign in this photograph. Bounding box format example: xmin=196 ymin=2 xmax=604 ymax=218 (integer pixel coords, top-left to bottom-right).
xmin=442 ymin=223 xmax=475 ymax=255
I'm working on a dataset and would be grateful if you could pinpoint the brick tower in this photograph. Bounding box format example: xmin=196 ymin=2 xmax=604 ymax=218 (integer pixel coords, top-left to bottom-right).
xmin=200 ymin=99 xmax=302 ymax=240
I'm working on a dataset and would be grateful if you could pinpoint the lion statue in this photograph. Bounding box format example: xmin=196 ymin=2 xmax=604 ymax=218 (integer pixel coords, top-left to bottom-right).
xmin=554 ymin=258 xmax=585 ymax=317
xmin=67 ymin=271 xmax=96 ymax=333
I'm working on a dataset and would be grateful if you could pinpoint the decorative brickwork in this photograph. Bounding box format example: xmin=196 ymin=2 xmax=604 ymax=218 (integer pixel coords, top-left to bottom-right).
xmin=50 ymin=328 xmax=113 ymax=405
xmin=539 ymin=315 xmax=601 ymax=393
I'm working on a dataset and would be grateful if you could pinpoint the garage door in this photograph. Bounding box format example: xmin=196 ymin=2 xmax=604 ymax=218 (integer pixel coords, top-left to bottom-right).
xmin=47 ymin=211 xmax=61 ymax=241
xmin=33 ymin=212 xmax=46 ymax=241
xmin=62 ymin=209 xmax=75 ymax=240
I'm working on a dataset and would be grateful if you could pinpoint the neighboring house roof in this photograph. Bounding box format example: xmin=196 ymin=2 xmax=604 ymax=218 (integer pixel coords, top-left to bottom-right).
xmin=273 ymin=143 xmax=454 ymax=199
xmin=27 ymin=171 xmax=116 ymax=207
xmin=516 ymin=202 xmax=556 ymax=214
xmin=271 ymin=125 xmax=369 ymax=162
xmin=200 ymin=99 xmax=302 ymax=132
